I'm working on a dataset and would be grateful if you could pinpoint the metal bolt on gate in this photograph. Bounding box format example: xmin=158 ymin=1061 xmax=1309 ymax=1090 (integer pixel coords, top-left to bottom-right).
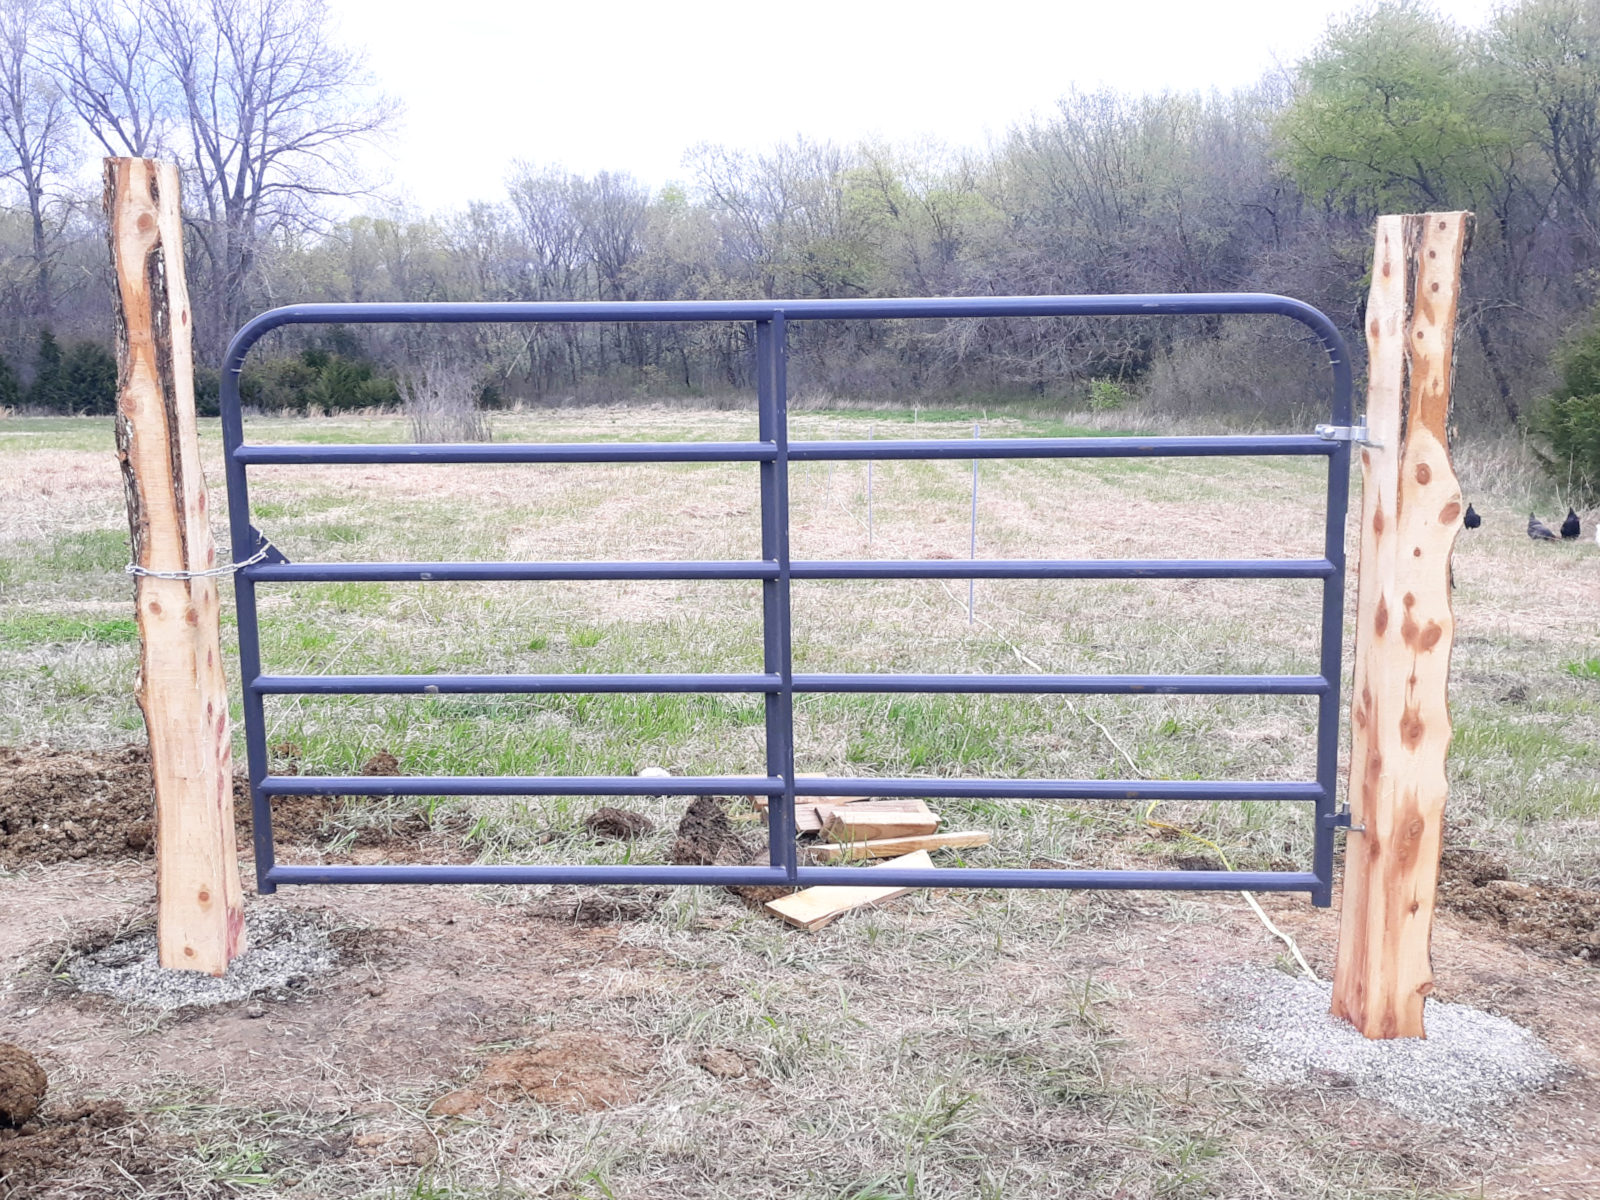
xmin=219 ymin=294 xmax=1353 ymax=905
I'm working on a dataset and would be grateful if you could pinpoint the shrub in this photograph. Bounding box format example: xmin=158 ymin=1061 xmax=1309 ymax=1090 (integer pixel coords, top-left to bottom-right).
xmin=26 ymin=332 xmax=117 ymax=414
xmin=1533 ymin=319 xmax=1600 ymax=500
xmin=238 ymin=347 xmax=399 ymax=413
xmin=1086 ymin=378 xmax=1131 ymax=412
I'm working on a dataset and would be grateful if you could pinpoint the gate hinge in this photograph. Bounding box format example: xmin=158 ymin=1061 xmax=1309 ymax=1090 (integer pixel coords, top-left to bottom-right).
xmin=1321 ymin=808 xmax=1365 ymax=833
xmin=248 ymin=525 xmax=289 ymax=565
xmin=1315 ymin=422 xmax=1381 ymax=449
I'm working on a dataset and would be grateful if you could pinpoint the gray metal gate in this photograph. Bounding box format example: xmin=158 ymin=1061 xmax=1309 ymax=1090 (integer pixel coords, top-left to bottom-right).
xmin=218 ymin=294 xmax=1353 ymax=905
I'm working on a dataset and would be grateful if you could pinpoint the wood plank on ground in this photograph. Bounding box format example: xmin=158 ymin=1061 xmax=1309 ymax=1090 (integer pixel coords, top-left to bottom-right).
xmin=808 ymin=831 xmax=991 ymax=862
xmin=763 ymin=850 xmax=933 ymax=931
xmin=823 ymin=808 xmax=941 ymax=843
xmin=754 ymin=795 xmax=931 ymax=837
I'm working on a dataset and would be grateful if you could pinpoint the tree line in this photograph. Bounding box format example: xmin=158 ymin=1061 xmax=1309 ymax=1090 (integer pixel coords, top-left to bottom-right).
xmin=2 ymin=0 xmax=1599 ymax=489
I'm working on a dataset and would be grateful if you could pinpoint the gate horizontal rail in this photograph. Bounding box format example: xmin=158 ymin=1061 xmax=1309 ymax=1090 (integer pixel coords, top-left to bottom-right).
xmin=257 ymin=775 xmax=1323 ymax=802
xmin=250 ymin=672 xmax=1330 ymax=696
xmin=219 ymin=292 xmax=1353 ymax=906
xmin=263 ymin=863 xmax=1325 ymax=892
xmin=233 ymin=433 xmax=1337 ymax=465
xmin=244 ymin=558 xmax=1337 ymax=582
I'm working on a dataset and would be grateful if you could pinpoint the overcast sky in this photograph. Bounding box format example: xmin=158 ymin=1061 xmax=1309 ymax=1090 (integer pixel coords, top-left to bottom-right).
xmin=332 ymin=0 xmax=1506 ymax=212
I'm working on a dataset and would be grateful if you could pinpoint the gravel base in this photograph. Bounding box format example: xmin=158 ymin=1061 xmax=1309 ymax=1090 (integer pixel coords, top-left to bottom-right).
xmin=65 ymin=907 xmax=339 ymax=1011
xmin=1213 ymin=967 xmax=1563 ymax=1127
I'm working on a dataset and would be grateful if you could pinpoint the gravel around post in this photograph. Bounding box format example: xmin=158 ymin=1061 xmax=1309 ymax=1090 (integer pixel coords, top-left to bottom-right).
xmin=64 ymin=906 xmax=339 ymax=1011
xmin=1213 ymin=967 xmax=1565 ymax=1127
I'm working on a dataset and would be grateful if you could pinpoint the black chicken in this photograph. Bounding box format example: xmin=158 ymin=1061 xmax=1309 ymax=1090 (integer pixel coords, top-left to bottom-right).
xmin=1463 ymin=503 xmax=1481 ymax=529
xmin=1561 ymin=508 xmax=1581 ymax=539
xmin=1528 ymin=513 xmax=1560 ymax=541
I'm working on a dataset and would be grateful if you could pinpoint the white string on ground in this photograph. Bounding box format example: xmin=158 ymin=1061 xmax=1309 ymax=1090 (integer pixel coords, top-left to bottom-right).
xmin=933 ymin=578 xmax=1320 ymax=983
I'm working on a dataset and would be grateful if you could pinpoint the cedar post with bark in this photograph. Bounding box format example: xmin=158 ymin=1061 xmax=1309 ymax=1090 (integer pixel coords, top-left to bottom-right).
xmin=1331 ymin=212 xmax=1472 ymax=1039
xmin=106 ymin=157 xmax=246 ymax=976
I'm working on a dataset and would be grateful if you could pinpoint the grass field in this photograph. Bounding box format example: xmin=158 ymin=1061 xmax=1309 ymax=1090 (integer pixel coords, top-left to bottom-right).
xmin=1 ymin=408 xmax=1597 ymax=1198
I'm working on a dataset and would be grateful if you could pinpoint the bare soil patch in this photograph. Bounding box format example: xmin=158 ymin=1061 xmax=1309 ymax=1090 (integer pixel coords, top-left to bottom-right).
xmin=428 ymin=1030 xmax=656 ymax=1117
xmin=0 ymin=1100 xmax=143 ymax=1197
xmin=1439 ymin=847 xmax=1600 ymax=963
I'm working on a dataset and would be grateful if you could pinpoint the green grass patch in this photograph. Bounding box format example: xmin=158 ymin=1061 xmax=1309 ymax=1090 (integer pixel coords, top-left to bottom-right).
xmin=297 ymin=581 xmax=394 ymax=614
xmin=0 ymin=613 xmax=139 ymax=646
xmin=46 ymin=528 xmax=129 ymax=573
xmin=1566 ymin=656 xmax=1600 ymax=682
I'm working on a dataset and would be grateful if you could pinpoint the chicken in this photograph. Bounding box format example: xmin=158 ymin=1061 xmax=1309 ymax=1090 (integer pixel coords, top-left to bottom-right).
xmin=1561 ymin=508 xmax=1581 ymax=539
xmin=1528 ymin=513 xmax=1560 ymax=541
xmin=1463 ymin=503 xmax=1481 ymax=529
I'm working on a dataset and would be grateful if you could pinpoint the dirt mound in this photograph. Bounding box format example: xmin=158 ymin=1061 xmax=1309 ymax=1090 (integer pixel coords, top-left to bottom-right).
xmin=0 ymin=744 xmax=467 ymax=868
xmin=0 ymin=745 xmax=157 ymax=867
xmin=585 ymin=806 xmax=655 ymax=840
xmin=670 ymin=796 xmax=792 ymax=905
xmin=428 ymin=1031 xmax=655 ymax=1116
xmin=0 ymin=1044 xmax=45 ymax=1127
xmin=1439 ymin=847 xmax=1600 ymax=963
xmin=0 ymin=1101 xmax=136 ymax=1195
xmin=359 ymin=751 xmax=400 ymax=776
xmin=670 ymin=795 xmax=748 ymax=865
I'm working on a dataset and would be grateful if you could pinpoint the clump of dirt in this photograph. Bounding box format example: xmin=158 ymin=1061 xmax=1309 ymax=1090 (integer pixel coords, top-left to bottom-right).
xmin=670 ymin=796 xmax=793 ymax=905
xmin=0 ymin=1044 xmax=46 ymax=1126
xmin=698 ymin=1048 xmax=750 ymax=1079
xmin=585 ymin=806 xmax=655 ymax=840
xmin=428 ymin=1030 xmax=655 ymax=1117
xmin=1439 ymin=848 xmax=1600 ymax=963
xmin=360 ymin=751 xmax=400 ymax=776
xmin=0 ymin=1101 xmax=135 ymax=1195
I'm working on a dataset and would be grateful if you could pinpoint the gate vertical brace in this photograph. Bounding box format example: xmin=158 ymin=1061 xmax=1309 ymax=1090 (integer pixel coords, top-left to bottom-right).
xmin=757 ymin=316 xmax=798 ymax=877
xmin=1313 ymin=434 xmax=1352 ymax=907
xmin=219 ymin=335 xmax=276 ymax=894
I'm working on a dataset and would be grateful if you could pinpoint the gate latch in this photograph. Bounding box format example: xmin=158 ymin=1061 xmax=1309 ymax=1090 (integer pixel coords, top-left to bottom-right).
xmin=1322 ymin=808 xmax=1365 ymax=833
xmin=1314 ymin=422 xmax=1380 ymax=449
xmin=248 ymin=525 xmax=289 ymax=565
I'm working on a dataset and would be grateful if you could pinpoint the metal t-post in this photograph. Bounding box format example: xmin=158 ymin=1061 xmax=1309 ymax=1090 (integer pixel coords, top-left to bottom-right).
xmin=969 ymin=423 xmax=980 ymax=624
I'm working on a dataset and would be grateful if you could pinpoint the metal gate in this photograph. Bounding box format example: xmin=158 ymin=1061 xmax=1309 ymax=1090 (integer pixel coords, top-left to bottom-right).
xmin=218 ymin=294 xmax=1353 ymax=906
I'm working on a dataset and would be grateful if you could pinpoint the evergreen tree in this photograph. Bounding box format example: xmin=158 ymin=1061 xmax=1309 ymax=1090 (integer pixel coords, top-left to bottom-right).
xmin=0 ymin=354 xmax=20 ymax=410
xmin=28 ymin=330 xmax=65 ymax=411
xmin=63 ymin=342 xmax=118 ymax=415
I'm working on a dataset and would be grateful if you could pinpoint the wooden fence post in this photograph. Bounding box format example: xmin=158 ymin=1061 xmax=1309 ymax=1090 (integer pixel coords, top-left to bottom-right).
xmin=1330 ymin=211 xmax=1471 ymax=1038
xmin=106 ymin=158 xmax=246 ymax=975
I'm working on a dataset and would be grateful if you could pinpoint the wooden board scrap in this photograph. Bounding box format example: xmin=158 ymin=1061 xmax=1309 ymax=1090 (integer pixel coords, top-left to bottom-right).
xmin=763 ymin=850 xmax=933 ymax=931
xmin=808 ymin=830 xmax=990 ymax=862
xmin=754 ymin=795 xmax=931 ymax=837
xmin=823 ymin=808 xmax=940 ymax=843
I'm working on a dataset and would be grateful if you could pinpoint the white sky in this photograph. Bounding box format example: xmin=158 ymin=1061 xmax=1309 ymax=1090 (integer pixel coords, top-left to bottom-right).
xmin=333 ymin=0 xmax=1506 ymax=212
